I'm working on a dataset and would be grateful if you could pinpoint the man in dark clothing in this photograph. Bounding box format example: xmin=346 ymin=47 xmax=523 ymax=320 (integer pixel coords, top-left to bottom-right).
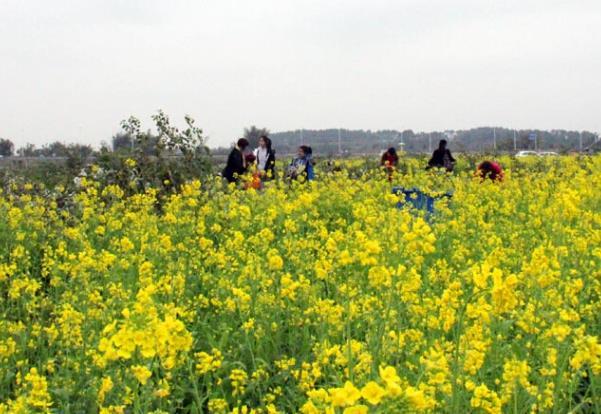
xmin=223 ymin=138 xmax=249 ymax=183
xmin=427 ymin=139 xmax=456 ymax=172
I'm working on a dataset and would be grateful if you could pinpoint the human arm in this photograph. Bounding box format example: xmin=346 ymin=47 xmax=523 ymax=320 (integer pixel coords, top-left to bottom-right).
xmin=232 ymin=150 xmax=245 ymax=175
xmin=427 ymin=150 xmax=439 ymax=167
xmin=306 ymin=161 xmax=315 ymax=180
xmin=265 ymin=150 xmax=276 ymax=176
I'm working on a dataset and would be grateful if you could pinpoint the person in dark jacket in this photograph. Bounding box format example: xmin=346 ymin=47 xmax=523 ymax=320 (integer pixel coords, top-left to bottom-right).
xmin=253 ymin=135 xmax=276 ymax=179
xmin=223 ymin=138 xmax=249 ymax=183
xmin=427 ymin=140 xmax=456 ymax=172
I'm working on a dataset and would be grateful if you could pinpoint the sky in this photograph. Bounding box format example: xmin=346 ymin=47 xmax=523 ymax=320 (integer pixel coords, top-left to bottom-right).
xmin=1 ymin=0 xmax=600 ymax=149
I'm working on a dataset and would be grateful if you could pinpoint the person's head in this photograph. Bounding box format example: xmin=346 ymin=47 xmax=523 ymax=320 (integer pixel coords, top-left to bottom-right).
xmin=477 ymin=160 xmax=498 ymax=180
xmin=237 ymin=138 xmax=249 ymax=150
xmin=438 ymin=140 xmax=447 ymax=150
xmin=245 ymin=152 xmax=256 ymax=164
xmin=299 ymin=145 xmax=311 ymax=157
xmin=478 ymin=160 xmax=493 ymax=171
xmin=259 ymin=135 xmax=272 ymax=151
xmin=387 ymin=147 xmax=397 ymax=157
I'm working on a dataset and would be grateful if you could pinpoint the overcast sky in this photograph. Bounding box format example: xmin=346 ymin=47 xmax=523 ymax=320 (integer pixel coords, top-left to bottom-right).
xmin=1 ymin=0 xmax=600 ymax=148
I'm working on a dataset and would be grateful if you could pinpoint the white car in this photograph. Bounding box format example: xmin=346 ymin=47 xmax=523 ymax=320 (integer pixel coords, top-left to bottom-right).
xmin=515 ymin=150 xmax=538 ymax=157
xmin=539 ymin=151 xmax=558 ymax=156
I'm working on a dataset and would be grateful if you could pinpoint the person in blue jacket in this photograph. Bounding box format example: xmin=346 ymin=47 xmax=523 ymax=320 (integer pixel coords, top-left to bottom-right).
xmin=288 ymin=145 xmax=314 ymax=181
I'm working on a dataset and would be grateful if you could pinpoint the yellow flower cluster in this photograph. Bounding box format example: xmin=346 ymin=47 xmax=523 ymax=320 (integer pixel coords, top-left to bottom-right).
xmin=0 ymin=368 xmax=52 ymax=413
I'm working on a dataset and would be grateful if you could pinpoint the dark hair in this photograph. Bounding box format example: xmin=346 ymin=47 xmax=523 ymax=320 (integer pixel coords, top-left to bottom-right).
xmin=260 ymin=135 xmax=272 ymax=152
xmin=237 ymin=138 xmax=249 ymax=149
xmin=438 ymin=140 xmax=447 ymax=150
xmin=387 ymin=147 xmax=397 ymax=157
xmin=478 ymin=160 xmax=500 ymax=180
xmin=479 ymin=160 xmax=493 ymax=171
xmin=300 ymin=145 xmax=312 ymax=156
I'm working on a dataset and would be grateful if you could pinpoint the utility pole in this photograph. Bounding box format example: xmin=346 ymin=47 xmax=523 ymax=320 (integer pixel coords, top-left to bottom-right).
xmin=337 ymin=128 xmax=342 ymax=154
xmin=579 ymin=131 xmax=583 ymax=152
xmin=513 ymin=130 xmax=517 ymax=151
xmin=493 ymin=127 xmax=497 ymax=151
xmin=428 ymin=133 xmax=432 ymax=153
xmin=400 ymin=130 xmax=404 ymax=151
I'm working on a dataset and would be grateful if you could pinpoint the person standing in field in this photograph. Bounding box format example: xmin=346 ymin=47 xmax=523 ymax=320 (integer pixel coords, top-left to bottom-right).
xmin=223 ymin=138 xmax=249 ymax=183
xmin=253 ymin=135 xmax=276 ymax=180
xmin=287 ymin=145 xmax=314 ymax=181
xmin=381 ymin=147 xmax=399 ymax=181
xmin=476 ymin=160 xmax=504 ymax=181
xmin=427 ymin=139 xmax=456 ymax=172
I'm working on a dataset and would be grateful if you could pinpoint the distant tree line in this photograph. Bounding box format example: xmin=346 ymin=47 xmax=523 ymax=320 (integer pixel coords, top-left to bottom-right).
xmin=12 ymin=141 xmax=94 ymax=159
xmin=2 ymin=126 xmax=599 ymax=160
xmin=266 ymin=127 xmax=600 ymax=155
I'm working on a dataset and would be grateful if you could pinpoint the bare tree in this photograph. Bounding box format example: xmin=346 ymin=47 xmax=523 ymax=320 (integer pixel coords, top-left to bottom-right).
xmin=243 ymin=126 xmax=270 ymax=149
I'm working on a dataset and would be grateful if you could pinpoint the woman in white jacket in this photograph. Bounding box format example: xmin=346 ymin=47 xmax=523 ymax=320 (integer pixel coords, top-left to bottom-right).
xmin=253 ymin=135 xmax=276 ymax=179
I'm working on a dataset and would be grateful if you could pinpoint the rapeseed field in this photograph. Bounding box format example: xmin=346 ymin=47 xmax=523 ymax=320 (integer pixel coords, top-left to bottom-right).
xmin=1 ymin=156 xmax=600 ymax=413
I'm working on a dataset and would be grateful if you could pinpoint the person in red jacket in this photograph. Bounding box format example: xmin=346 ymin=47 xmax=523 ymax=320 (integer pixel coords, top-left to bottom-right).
xmin=476 ymin=160 xmax=504 ymax=181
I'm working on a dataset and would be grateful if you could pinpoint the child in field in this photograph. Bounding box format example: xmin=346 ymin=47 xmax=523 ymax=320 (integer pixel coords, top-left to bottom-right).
xmin=381 ymin=147 xmax=399 ymax=181
xmin=244 ymin=153 xmax=262 ymax=190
